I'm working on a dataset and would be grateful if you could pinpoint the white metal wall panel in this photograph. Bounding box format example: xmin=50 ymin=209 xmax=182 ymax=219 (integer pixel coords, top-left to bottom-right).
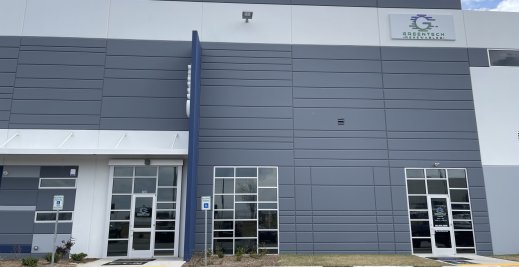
xmin=108 ymin=0 xmax=202 ymax=41
xmin=464 ymin=11 xmax=519 ymax=50
xmin=0 ymin=0 xmax=26 ymax=36
xmin=201 ymin=3 xmax=292 ymax=44
xmin=22 ymin=0 xmax=110 ymax=38
xmin=471 ymin=67 xmax=519 ymax=166
xmin=292 ymin=6 xmax=380 ymax=46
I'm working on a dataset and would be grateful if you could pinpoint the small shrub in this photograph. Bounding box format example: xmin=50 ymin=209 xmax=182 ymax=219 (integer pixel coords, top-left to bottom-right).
xmin=21 ymin=257 xmax=38 ymax=267
xmin=45 ymin=252 xmax=61 ymax=263
xmin=249 ymin=249 xmax=260 ymax=259
xmin=71 ymin=252 xmax=88 ymax=262
xmin=215 ymin=245 xmax=224 ymax=258
xmin=56 ymin=238 xmax=75 ymax=259
xmin=235 ymin=246 xmax=245 ymax=261
xmin=259 ymin=243 xmax=268 ymax=257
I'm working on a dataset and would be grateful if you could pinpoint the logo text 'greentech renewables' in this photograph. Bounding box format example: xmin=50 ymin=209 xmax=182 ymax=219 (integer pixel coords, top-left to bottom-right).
xmin=402 ymin=14 xmax=447 ymax=40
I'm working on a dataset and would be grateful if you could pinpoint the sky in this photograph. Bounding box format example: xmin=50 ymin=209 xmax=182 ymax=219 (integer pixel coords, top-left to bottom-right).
xmin=461 ymin=0 xmax=519 ymax=11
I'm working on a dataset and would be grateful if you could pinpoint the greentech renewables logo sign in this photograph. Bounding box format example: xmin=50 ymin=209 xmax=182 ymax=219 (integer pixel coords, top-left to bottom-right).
xmin=390 ymin=14 xmax=456 ymax=41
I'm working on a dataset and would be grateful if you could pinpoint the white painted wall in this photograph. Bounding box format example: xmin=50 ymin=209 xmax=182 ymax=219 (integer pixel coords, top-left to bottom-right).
xmin=464 ymin=11 xmax=519 ymax=50
xmin=70 ymin=157 xmax=110 ymax=258
xmin=1 ymin=0 xmax=518 ymax=48
xmin=292 ymin=6 xmax=379 ymax=46
xmin=202 ymin=3 xmax=292 ymax=44
xmin=108 ymin=0 xmax=202 ymax=41
xmin=0 ymin=0 xmax=26 ymax=36
xmin=470 ymin=67 xmax=519 ymax=166
xmin=483 ymin=165 xmax=519 ymax=255
xmin=22 ymin=0 xmax=110 ymax=38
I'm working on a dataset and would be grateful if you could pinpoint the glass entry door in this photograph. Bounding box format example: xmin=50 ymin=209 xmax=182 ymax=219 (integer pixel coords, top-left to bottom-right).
xmin=129 ymin=194 xmax=156 ymax=258
xmin=428 ymin=195 xmax=456 ymax=256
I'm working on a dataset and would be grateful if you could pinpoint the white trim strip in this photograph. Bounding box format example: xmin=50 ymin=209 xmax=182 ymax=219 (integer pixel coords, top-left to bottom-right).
xmin=0 ymin=206 xmax=36 ymax=211
xmin=0 ymin=130 xmax=189 ymax=156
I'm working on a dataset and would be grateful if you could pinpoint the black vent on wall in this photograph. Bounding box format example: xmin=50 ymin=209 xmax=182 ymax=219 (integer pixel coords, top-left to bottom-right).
xmin=338 ymin=118 xmax=345 ymax=126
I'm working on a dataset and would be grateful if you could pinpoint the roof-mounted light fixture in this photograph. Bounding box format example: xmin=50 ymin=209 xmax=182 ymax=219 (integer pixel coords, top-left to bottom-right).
xmin=242 ymin=11 xmax=253 ymax=23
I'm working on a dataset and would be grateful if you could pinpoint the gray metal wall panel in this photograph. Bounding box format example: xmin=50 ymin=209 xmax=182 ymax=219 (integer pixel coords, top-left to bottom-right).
xmin=0 ymin=73 xmax=15 ymax=87
xmin=0 ymin=178 xmax=39 ymax=190
xmin=0 ymin=59 xmax=18 ymax=72
xmin=386 ymin=110 xmax=478 ymax=131
xmin=293 ymin=45 xmax=380 ymax=60
xmin=18 ymin=51 xmax=105 ymax=66
xmin=11 ymin=100 xmax=101 ymax=115
xmin=468 ymin=48 xmax=490 ymax=67
xmin=33 ymin=223 xmax=73 ymax=234
xmin=383 ymin=74 xmax=472 ymax=89
xmin=35 ymin=190 xmax=76 ymax=211
xmin=1 ymin=37 xmax=190 ymax=131
xmin=13 ymin=88 xmax=102 ymax=101
xmin=384 ymin=89 xmax=474 ymax=101
xmin=311 ymin=167 xmax=374 ymax=185
xmin=107 ymin=39 xmax=191 ymax=57
xmin=15 ymin=78 xmax=103 ymax=89
xmin=0 ymin=211 xmax=34 ymax=234
xmin=0 ymin=190 xmax=38 ymax=206
xmin=382 ymin=61 xmax=470 ymax=74
xmin=103 ymin=79 xmax=186 ymax=98
xmin=195 ymin=43 xmax=489 ymax=255
xmin=100 ymin=118 xmax=187 ymax=131
xmin=294 ymin=108 xmax=387 ymax=131
xmin=101 ymin=97 xmax=186 ymax=118
xmin=201 ymin=86 xmax=292 ymax=106
xmin=381 ymin=47 xmax=468 ymax=61
xmin=294 ymin=59 xmax=381 ymax=72
xmin=2 ymin=166 xmax=40 ymax=178
xmin=0 ymin=234 xmax=33 ymax=244
xmin=21 ymin=36 xmax=106 ymax=47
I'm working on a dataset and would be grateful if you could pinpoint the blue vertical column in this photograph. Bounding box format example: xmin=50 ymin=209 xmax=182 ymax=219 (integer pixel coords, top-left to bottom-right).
xmin=184 ymin=31 xmax=201 ymax=261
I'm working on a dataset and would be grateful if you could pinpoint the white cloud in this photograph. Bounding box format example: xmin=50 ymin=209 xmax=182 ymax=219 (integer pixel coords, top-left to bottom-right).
xmin=492 ymin=0 xmax=519 ymax=11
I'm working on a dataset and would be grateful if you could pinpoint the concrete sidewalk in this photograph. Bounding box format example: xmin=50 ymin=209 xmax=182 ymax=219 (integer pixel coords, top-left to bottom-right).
xmin=78 ymin=258 xmax=185 ymax=267
xmin=417 ymin=254 xmax=519 ymax=266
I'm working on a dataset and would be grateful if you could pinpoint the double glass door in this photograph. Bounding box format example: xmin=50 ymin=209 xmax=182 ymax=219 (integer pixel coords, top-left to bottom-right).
xmin=129 ymin=194 xmax=156 ymax=258
xmin=427 ymin=195 xmax=456 ymax=256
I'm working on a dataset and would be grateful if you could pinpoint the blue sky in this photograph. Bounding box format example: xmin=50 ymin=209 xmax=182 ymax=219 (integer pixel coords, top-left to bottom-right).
xmin=461 ymin=0 xmax=519 ymax=11
xmin=462 ymin=0 xmax=502 ymax=10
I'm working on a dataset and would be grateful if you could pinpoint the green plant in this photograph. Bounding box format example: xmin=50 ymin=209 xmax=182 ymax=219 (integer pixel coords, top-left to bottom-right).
xmin=249 ymin=249 xmax=260 ymax=259
xmin=215 ymin=245 xmax=224 ymax=258
xmin=45 ymin=252 xmax=62 ymax=263
xmin=21 ymin=257 xmax=38 ymax=267
xmin=235 ymin=246 xmax=245 ymax=261
xmin=71 ymin=252 xmax=88 ymax=262
xmin=259 ymin=243 xmax=268 ymax=257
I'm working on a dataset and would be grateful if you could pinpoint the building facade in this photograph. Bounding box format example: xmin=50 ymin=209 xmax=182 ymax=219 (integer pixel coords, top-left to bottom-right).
xmin=0 ymin=0 xmax=518 ymax=260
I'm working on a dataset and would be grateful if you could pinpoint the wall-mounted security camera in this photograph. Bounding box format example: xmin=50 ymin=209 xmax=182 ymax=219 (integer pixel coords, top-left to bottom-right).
xmin=433 ymin=162 xmax=440 ymax=167
xmin=242 ymin=11 xmax=253 ymax=23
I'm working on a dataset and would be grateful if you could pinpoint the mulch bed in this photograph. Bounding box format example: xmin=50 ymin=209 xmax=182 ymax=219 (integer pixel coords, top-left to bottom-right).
xmin=183 ymin=255 xmax=279 ymax=267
